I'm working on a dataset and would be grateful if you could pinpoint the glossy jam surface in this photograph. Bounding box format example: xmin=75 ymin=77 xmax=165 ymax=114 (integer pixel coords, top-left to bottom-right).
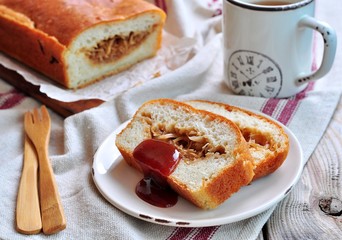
xmin=135 ymin=178 xmax=178 ymax=208
xmin=133 ymin=139 xmax=180 ymax=208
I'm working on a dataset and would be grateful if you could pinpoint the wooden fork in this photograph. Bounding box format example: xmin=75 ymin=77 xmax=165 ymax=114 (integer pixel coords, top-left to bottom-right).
xmin=24 ymin=106 xmax=66 ymax=235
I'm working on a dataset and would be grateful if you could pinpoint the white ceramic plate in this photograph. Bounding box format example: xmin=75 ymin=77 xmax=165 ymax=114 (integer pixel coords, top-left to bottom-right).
xmin=92 ymin=115 xmax=304 ymax=227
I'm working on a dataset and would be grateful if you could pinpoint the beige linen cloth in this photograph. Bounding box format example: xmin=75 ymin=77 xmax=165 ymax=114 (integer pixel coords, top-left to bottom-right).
xmin=0 ymin=0 xmax=341 ymax=239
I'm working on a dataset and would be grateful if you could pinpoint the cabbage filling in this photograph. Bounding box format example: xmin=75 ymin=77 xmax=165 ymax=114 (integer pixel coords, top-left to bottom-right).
xmin=85 ymin=29 xmax=152 ymax=63
xmin=150 ymin=124 xmax=226 ymax=162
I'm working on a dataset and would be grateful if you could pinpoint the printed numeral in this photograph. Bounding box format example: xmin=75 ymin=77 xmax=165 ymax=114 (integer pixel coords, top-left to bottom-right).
xmin=267 ymin=76 xmax=277 ymax=83
xmin=257 ymin=60 xmax=263 ymax=68
xmin=263 ymin=66 xmax=273 ymax=74
xmin=231 ymin=80 xmax=239 ymax=89
xmin=265 ymin=86 xmax=275 ymax=93
xmin=232 ymin=63 xmax=239 ymax=71
xmin=237 ymin=56 xmax=244 ymax=65
xmin=230 ymin=71 xmax=238 ymax=79
xmin=246 ymin=56 xmax=254 ymax=65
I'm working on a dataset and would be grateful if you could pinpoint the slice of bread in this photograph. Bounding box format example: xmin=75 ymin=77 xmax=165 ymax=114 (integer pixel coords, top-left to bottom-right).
xmin=115 ymin=99 xmax=254 ymax=209
xmin=186 ymin=100 xmax=289 ymax=180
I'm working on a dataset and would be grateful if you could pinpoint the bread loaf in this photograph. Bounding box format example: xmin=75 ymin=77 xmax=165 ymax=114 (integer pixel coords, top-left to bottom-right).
xmin=0 ymin=0 xmax=165 ymax=89
xmin=186 ymin=100 xmax=289 ymax=180
xmin=115 ymin=99 xmax=254 ymax=209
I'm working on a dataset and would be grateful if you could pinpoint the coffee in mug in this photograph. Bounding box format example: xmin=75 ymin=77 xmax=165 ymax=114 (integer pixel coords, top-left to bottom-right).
xmin=223 ymin=0 xmax=337 ymax=98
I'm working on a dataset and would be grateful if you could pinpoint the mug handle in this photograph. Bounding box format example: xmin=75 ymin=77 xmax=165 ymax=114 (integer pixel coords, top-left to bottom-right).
xmin=296 ymin=16 xmax=337 ymax=85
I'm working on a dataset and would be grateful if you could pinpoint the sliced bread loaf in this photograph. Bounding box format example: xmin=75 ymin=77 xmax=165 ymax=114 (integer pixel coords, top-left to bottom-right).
xmin=186 ymin=100 xmax=289 ymax=180
xmin=0 ymin=0 xmax=165 ymax=89
xmin=115 ymin=99 xmax=254 ymax=209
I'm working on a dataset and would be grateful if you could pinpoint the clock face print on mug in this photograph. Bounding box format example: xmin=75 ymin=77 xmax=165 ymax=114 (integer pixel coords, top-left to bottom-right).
xmin=227 ymin=50 xmax=283 ymax=98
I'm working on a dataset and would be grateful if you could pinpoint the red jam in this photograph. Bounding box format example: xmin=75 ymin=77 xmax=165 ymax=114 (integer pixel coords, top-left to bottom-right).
xmin=133 ymin=139 xmax=180 ymax=208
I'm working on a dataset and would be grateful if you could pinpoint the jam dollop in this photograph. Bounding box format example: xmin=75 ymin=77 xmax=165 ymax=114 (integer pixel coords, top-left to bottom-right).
xmin=133 ymin=139 xmax=181 ymax=208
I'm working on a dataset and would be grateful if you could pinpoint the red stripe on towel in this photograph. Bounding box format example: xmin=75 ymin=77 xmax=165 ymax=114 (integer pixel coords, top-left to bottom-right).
xmin=189 ymin=226 xmax=219 ymax=240
xmin=0 ymin=89 xmax=25 ymax=109
xmin=276 ymin=98 xmax=300 ymax=125
xmin=277 ymin=82 xmax=315 ymax=125
xmin=155 ymin=0 xmax=168 ymax=13
xmin=261 ymin=82 xmax=314 ymax=125
xmin=261 ymin=98 xmax=281 ymax=116
xmin=167 ymin=226 xmax=219 ymax=240
xmin=167 ymin=227 xmax=194 ymax=240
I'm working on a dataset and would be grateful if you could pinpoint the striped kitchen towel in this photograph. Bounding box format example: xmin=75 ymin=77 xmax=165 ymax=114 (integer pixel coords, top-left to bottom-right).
xmin=0 ymin=0 xmax=340 ymax=240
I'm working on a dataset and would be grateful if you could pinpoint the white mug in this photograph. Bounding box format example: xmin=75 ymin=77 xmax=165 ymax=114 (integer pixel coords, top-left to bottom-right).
xmin=223 ymin=0 xmax=337 ymax=98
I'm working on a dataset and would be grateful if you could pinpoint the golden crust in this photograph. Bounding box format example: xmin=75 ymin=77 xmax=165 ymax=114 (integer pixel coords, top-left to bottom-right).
xmin=0 ymin=0 xmax=166 ymax=88
xmin=252 ymin=147 xmax=289 ymax=180
xmin=0 ymin=8 xmax=66 ymax=85
xmin=0 ymin=0 xmax=165 ymax=45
